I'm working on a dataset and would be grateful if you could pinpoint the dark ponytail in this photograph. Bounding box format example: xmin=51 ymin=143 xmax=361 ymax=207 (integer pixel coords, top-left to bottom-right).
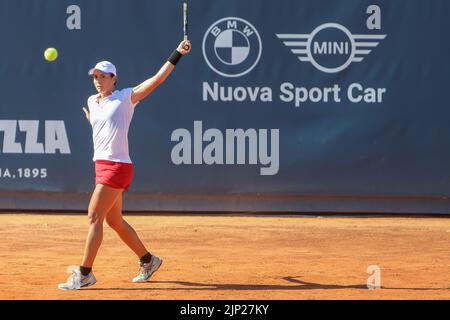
xmin=110 ymin=74 xmax=117 ymax=87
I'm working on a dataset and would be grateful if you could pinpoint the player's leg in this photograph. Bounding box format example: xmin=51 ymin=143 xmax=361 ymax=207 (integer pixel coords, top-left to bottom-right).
xmin=105 ymin=192 xmax=162 ymax=283
xmin=81 ymin=184 xmax=122 ymax=268
xmin=105 ymin=192 xmax=148 ymax=258
xmin=59 ymin=184 xmax=121 ymax=290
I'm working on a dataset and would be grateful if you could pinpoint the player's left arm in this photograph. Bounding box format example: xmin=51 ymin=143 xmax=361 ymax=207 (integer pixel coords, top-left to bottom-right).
xmin=131 ymin=40 xmax=192 ymax=105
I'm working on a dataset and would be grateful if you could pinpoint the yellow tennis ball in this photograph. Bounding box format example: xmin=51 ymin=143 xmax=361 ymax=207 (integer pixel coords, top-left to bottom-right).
xmin=44 ymin=48 xmax=58 ymax=62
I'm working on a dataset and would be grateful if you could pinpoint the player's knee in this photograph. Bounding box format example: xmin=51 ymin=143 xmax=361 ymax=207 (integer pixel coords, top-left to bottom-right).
xmin=106 ymin=217 xmax=124 ymax=231
xmin=88 ymin=211 xmax=104 ymax=225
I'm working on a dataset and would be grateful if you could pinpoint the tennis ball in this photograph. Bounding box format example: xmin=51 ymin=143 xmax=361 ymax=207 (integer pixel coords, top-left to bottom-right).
xmin=44 ymin=47 xmax=58 ymax=62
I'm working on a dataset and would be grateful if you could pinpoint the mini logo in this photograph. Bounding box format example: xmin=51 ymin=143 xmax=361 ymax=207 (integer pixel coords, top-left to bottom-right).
xmin=203 ymin=17 xmax=262 ymax=77
xmin=277 ymin=23 xmax=386 ymax=73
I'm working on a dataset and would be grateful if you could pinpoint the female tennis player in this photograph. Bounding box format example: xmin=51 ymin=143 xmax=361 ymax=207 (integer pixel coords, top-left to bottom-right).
xmin=58 ymin=39 xmax=192 ymax=290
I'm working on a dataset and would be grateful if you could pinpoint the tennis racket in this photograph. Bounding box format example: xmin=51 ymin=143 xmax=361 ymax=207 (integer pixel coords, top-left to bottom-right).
xmin=183 ymin=1 xmax=190 ymax=51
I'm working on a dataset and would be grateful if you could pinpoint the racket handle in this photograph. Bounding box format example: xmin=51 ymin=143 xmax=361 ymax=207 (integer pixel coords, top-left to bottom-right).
xmin=183 ymin=2 xmax=188 ymax=42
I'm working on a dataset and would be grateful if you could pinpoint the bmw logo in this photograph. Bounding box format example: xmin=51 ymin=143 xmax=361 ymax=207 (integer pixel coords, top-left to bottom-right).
xmin=203 ymin=17 xmax=262 ymax=78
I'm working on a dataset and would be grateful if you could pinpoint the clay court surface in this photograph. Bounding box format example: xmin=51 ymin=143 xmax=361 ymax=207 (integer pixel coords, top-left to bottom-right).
xmin=1 ymin=213 xmax=450 ymax=300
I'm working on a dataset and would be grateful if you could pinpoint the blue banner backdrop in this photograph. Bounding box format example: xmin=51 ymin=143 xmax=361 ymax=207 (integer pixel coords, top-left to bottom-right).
xmin=1 ymin=0 xmax=450 ymax=212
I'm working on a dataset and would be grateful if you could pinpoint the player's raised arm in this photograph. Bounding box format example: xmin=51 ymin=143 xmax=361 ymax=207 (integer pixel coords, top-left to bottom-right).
xmin=131 ymin=40 xmax=192 ymax=105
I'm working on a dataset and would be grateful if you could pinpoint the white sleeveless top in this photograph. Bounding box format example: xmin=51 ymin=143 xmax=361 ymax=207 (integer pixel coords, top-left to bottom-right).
xmin=87 ymin=88 xmax=138 ymax=163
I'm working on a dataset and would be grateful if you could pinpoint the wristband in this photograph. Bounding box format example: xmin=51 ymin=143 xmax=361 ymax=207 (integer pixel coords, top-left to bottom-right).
xmin=168 ymin=50 xmax=183 ymax=66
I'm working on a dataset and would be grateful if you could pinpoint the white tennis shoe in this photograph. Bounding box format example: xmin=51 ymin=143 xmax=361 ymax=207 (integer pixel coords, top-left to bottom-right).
xmin=132 ymin=255 xmax=163 ymax=283
xmin=58 ymin=266 xmax=97 ymax=290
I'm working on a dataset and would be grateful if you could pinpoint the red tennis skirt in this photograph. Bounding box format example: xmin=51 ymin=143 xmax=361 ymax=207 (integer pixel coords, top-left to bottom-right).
xmin=95 ymin=160 xmax=134 ymax=191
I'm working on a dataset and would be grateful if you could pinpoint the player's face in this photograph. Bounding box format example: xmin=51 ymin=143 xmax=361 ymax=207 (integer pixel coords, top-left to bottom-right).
xmin=92 ymin=69 xmax=116 ymax=94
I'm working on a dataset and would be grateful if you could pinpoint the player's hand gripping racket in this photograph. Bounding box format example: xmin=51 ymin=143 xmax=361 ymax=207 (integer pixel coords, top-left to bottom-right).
xmin=183 ymin=1 xmax=191 ymax=51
